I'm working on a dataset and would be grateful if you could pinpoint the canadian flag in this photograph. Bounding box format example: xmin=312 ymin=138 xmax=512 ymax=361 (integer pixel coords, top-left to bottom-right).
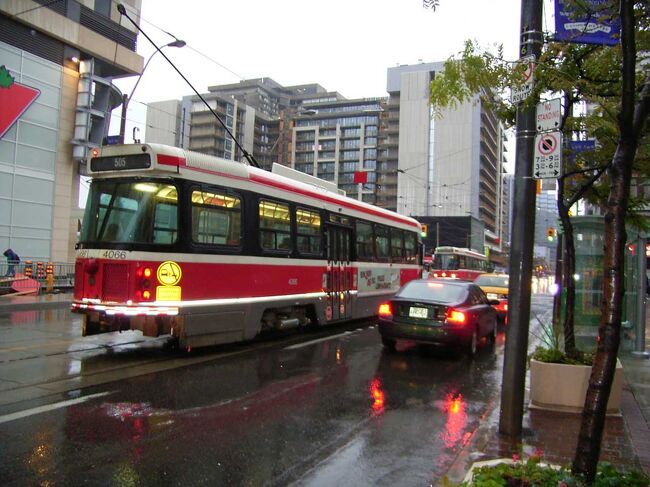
xmin=353 ymin=171 xmax=368 ymax=184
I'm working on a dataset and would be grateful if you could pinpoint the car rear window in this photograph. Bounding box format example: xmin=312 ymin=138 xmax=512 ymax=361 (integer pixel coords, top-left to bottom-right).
xmin=396 ymin=281 xmax=466 ymax=303
xmin=475 ymin=275 xmax=509 ymax=287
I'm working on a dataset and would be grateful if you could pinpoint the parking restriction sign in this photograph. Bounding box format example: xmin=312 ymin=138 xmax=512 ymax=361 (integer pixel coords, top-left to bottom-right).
xmin=534 ymin=131 xmax=562 ymax=179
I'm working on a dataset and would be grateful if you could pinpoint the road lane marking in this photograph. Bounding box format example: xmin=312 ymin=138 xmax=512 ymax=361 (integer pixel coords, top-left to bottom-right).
xmin=0 ymin=391 xmax=112 ymax=425
xmin=284 ymin=331 xmax=352 ymax=350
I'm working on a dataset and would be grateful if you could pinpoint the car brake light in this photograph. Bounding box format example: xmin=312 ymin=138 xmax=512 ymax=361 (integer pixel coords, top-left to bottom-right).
xmin=378 ymin=303 xmax=393 ymax=317
xmin=446 ymin=308 xmax=466 ymax=325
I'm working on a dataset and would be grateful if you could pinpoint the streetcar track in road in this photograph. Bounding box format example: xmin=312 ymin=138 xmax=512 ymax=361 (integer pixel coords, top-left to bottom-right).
xmin=0 ymin=320 xmax=377 ymax=409
xmin=284 ymin=331 xmax=354 ymax=350
xmin=0 ymin=337 xmax=156 ymax=362
xmin=0 ymin=391 xmax=113 ymax=425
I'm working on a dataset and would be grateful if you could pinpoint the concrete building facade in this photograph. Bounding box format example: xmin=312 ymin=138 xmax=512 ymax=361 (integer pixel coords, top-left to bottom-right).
xmin=0 ymin=0 xmax=143 ymax=262
xmin=385 ymin=63 xmax=508 ymax=260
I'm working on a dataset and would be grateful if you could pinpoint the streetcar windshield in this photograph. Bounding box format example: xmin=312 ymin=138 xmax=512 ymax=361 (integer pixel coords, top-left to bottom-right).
xmin=80 ymin=180 xmax=178 ymax=244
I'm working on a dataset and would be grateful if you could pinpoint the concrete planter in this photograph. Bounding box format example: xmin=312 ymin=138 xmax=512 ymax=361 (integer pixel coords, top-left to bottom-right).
xmin=529 ymin=358 xmax=623 ymax=414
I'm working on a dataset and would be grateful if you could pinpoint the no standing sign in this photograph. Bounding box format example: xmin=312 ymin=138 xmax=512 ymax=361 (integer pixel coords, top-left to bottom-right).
xmin=534 ymin=131 xmax=562 ymax=179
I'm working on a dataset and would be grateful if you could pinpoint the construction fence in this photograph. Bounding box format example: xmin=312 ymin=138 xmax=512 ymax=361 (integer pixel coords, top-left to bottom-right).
xmin=0 ymin=261 xmax=75 ymax=293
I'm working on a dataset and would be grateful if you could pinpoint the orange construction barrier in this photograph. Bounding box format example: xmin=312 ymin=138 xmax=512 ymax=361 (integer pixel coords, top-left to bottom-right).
xmin=36 ymin=261 xmax=45 ymax=279
xmin=24 ymin=260 xmax=33 ymax=278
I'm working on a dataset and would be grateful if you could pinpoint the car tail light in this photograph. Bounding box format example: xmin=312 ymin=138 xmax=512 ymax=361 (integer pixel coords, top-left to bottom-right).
xmin=446 ymin=308 xmax=466 ymax=325
xmin=378 ymin=302 xmax=393 ymax=318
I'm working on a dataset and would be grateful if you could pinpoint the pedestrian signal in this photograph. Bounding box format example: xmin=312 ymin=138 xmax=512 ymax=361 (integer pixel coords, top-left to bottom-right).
xmin=421 ymin=224 xmax=428 ymax=238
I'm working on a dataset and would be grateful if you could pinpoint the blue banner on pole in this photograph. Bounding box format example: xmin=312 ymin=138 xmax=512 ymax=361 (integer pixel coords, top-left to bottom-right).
xmin=554 ymin=0 xmax=620 ymax=46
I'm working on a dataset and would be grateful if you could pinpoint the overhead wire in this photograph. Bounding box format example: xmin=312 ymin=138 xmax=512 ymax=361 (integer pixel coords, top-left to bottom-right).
xmin=9 ymin=0 xmax=63 ymax=17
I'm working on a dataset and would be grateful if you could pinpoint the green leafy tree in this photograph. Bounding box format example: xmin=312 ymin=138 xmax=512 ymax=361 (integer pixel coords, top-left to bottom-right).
xmin=429 ymin=0 xmax=649 ymax=482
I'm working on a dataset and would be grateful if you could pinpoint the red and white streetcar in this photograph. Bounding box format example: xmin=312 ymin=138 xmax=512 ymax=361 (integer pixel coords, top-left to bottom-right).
xmin=427 ymin=246 xmax=489 ymax=281
xmin=72 ymin=143 xmax=423 ymax=349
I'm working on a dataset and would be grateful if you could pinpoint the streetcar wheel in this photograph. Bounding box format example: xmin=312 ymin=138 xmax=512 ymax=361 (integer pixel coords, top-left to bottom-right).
xmin=82 ymin=316 xmax=101 ymax=336
xmin=381 ymin=337 xmax=396 ymax=352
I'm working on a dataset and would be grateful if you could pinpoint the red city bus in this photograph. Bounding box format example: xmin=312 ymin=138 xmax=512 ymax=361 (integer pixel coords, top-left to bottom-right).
xmin=427 ymin=246 xmax=489 ymax=281
xmin=72 ymin=143 xmax=423 ymax=350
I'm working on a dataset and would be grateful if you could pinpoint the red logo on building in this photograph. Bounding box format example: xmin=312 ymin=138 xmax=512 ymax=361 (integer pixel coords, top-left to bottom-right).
xmin=0 ymin=65 xmax=41 ymax=140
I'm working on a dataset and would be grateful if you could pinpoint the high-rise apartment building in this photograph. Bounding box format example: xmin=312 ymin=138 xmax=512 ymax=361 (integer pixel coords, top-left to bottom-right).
xmin=385 ymin=63 xmax=508 ymax=260
xmin=146 ymin=62 xmax=509 ymax=261
xmin=0 ymin=0 xmax=143 ymax=261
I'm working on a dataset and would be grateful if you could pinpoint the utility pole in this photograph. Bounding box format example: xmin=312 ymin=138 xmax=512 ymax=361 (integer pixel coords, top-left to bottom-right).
xmin=499 ymin=0 xmax=543 ymax=436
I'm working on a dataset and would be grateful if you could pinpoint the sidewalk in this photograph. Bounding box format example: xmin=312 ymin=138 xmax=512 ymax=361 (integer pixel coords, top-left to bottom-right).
xmin=445 ymin=302 xmax=650 ymax=483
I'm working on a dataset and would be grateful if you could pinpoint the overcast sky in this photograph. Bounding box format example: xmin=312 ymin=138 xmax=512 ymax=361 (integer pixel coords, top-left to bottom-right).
xmin=108 ymin=0 xmax=558 ymax=165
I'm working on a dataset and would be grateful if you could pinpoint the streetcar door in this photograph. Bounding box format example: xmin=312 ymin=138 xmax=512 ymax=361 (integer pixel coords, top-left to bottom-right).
xmin=325 ymin=224 xmax=352 ymax=321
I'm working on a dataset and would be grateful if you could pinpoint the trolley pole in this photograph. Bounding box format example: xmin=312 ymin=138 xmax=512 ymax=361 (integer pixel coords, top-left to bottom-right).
xmin=499 ymin=0 xmax=543 ymax=437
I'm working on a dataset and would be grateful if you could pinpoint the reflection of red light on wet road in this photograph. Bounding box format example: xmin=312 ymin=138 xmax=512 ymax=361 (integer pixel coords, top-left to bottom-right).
xmin=369 ymin=377 xmax=385 ymax=415
xmin=440 ymin=393 xmax=467 ymax=449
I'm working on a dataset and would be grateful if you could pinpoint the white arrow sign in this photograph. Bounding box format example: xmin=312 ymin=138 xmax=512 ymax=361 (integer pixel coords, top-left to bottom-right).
xmin=534 ymin=131 xmax=562 ymax=179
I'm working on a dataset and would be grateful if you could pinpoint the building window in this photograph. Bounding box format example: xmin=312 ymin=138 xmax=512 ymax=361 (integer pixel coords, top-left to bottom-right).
xmin=94 ymin=0 xmax=111 ymax=17
xmin=259 ymin=200 xmax=291 ymax=250
xmin=191 ymin=189 xmax=242 ymax=246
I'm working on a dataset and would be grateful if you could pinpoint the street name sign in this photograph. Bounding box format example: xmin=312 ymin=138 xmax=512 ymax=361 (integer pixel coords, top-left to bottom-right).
xmin=510 ymin=55 xmax=535 ymax=104
xmin=536 ymin=98 xmax=561 ymax=132
xmin=534 ymin=131 xmax=562 ymax=179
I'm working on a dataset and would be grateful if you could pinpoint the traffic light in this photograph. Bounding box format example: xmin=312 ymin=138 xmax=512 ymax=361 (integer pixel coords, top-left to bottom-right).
xmin=546 ymin=227 xmax=555 ymax=241
xmin=421 ymin=224 xmax=428 ymax=238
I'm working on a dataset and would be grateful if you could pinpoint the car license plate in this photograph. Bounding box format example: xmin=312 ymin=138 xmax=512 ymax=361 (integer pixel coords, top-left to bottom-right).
xmin=409 ymin=307 xmax=428 ymax=318
xmin=487 ymin=293 xmax=498 ymax=300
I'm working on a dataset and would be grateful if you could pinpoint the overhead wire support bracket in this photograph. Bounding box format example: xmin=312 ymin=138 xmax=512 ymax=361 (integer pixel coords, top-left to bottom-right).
xmin=116 ymin=4 xmax=261 ymax=168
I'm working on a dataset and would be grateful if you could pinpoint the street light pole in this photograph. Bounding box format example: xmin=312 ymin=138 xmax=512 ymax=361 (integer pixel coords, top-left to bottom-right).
xmin=499 ymin=0 xmax=543 ymax=436
xmin=118 ymin=39 xmax=185 ymax=144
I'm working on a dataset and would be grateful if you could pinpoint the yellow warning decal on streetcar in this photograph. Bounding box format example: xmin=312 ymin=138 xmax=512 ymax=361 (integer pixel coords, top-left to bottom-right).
xmin=157 ymin=261 xmax=182 ymax=286
xmin=156 ymin=285 xmax=181 ymax=302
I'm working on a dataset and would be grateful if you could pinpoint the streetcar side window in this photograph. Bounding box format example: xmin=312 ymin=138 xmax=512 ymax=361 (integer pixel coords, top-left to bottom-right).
xmin=259 ymin=200 xmax=291 ymax=251
xmin=391 ymin=229 xmax=404 ymax=263
xmin=404 ymin=231 xmax=417 ymax=264
xmin=355 ymin=221 xmax=374 ymax=261
xmin=375 ymin=224 xmax=390 ymax=262
xmin=296 ymin=207 xmax=321 ymax=255
xmin=191 ymin=190 xmax=242 ymax=246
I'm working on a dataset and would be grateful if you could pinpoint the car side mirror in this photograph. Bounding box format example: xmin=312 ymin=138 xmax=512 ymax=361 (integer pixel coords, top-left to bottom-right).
xmin=489 ymin=299 xmax=500 ymax=306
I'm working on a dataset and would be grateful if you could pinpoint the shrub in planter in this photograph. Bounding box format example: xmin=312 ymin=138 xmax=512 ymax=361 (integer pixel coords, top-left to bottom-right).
xmin=453 ymin=453 xmax=649 ymax=486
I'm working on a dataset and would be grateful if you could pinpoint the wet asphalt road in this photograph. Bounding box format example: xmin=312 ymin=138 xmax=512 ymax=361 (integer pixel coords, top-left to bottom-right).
xmin=0 ymin=296 xmax=553 ymax=486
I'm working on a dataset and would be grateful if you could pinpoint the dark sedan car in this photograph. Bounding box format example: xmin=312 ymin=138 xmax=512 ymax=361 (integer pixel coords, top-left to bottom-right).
xmin=377 ymin=278 xmax=498 ymax=355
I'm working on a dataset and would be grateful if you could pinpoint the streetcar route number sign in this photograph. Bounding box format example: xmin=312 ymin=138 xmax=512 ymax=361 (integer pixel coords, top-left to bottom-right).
xmin=534 ymin=131 xmax=562 ymax=179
